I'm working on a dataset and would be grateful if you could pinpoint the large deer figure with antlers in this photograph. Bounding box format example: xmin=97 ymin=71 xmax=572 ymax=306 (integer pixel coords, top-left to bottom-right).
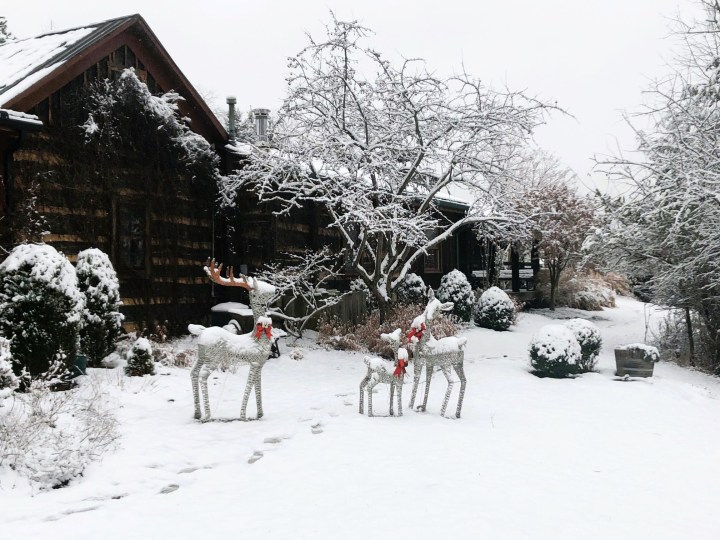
xmin=408 ymin=289 xmax=468 ymax=418
xmin=189 ymin=260 xmax=277 ymax=421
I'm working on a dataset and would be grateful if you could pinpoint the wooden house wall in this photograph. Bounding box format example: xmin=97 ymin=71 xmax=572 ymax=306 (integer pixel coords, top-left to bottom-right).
xmin=4 ymin=45 xmax=218 ymax=331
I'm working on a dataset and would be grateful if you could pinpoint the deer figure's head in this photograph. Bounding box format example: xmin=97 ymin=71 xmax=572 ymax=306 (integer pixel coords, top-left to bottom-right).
xmin=407 ymin=288 xmax=453 ymax=345
xmin=204 ymin=258 xmax=276 ymax=322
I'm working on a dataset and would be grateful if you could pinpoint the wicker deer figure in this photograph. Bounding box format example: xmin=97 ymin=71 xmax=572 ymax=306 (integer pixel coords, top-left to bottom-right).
xmin=189 ymin=260 xmax=277 ymax=421
xmin=359 ymin=329 xmax=409 ymax=417
xmin=408 ymin=289 xmax=468 ymax=418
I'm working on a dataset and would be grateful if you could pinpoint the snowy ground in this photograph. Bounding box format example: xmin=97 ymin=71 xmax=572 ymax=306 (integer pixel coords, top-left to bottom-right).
xmin=3 ymin=297 xmax=720 ymax=539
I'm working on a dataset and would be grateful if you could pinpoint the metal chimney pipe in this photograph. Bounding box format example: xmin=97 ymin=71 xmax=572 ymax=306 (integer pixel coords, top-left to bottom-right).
xmin=253 ymin=108 xmax=270 ymax=142
xmin=226 ymin=96 xmax=237 ymax=142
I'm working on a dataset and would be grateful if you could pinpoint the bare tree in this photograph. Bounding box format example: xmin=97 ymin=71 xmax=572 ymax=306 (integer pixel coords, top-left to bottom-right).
xmin=221 ymin=16 xmax=550 ymax=320
xmin=478 ymin=151 xmax=597 ymax=309
xmin=593 ymin=0 xmax=720 ymax=371
xmin=256 ymin=247 xmax=351 ymax=338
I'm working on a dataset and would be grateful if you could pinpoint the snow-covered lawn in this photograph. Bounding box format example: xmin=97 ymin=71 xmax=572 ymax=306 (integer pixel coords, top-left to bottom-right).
xmin=3 ymin=297 xmax=720 ymax=539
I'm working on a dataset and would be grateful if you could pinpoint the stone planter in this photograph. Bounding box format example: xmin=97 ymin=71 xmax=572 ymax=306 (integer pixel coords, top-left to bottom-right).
xmin=614 ymin=345 xmax=659 ymax=377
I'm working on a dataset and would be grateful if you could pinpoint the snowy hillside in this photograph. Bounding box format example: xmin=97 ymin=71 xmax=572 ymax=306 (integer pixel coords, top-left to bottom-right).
xmin=3 ymin=297 xmax=720 ymax=539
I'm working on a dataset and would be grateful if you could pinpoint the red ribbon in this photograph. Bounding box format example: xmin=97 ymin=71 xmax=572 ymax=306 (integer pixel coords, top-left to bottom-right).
xmin=254 ymin=323 xmax=273 ymax=340
xmin=393 ymin=359 xmax=407 ymax=378
xmin=406 ymin=323 xmax=426 ymax=341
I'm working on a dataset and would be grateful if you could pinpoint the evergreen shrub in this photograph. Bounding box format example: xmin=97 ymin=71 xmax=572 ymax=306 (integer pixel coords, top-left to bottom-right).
xmin=437 ymin=269 xmax=474 ymax=322
xmin=0 ymin=244 xmax=83 ymax=380
xmin=564 ymin=318 xmax=602 ymax=372
xmin=529 ymin=324 xmax=581 ymax=378
xmin=396 ymin=273 xmax=427 ymax=306
xmin=124 ymin=338 xmax=155 ymax=377
xmin=475 ymin=286 xmax=515 ymax=331
xmin=0 ymin=337 xmax=19 ymax=398
xmin=76 ymin=248 xmax=124 ymax=367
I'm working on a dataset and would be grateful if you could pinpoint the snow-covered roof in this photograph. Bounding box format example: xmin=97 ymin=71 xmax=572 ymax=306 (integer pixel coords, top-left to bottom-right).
xmin=0 ymin=16 xmax=133 ymax=107
xmin=0 ymin=14 xmax=228 ymax=143
xmin=0 ymin=108 xmax=43 ymax=128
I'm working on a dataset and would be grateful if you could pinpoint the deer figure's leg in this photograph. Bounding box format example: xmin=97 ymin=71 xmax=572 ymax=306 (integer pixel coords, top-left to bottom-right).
xmin=359 ymin=370 xmax=371 ymax=414
xmin=409 ymin=361 xmax=423 ymax=411
xmin=453 ymin=362 xmax=467 ymax=419
xmin=240 ymin=365 xmax=256 ymax=421
xmin=439 ymin=365 xmax=455 ymax=417
xmin=366 ymin=377 xmax=379 ymax=417
xmin=421 ymin=363 xmax=433 ymax=412
xmin=199 ymin=364 xmax=212 ymax=421
xmin=389 ymin=381 xmax=395 ymax=416
xmin=396 ymin=379 xmax=403 ymax=417
xmin=254 ymin=366 xmax=264 ymax=419
xmin=190 ymin=358 xmax=203 ymax=420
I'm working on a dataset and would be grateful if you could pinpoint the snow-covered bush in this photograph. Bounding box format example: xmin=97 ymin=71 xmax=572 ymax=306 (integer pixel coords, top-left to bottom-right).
xmin=0 ymin=380 xmax=118 ymax=489
xmin=76 ymin=249 xmax=124 ymax=367
xmin=124 ymin=338 xmax=155 ymax=377
xmin=565 ymin=318 xmax=602 ymax=372
xmin=529 ymin=324 xmax=581 ymax=378
xmin=475 ymin=286 xmax=515 ymax=331
xmin=0 ymin=338 xmax=19 ymax=399
xmin=396 ymin=273 xmax=427 ymax=306
xmin=0 ymin=244 xmax=83 ymax=380
xmin=437 ymin=270 xmax=474 ymax=322
xmin=536 ymin=268 xmax=616 ymax=311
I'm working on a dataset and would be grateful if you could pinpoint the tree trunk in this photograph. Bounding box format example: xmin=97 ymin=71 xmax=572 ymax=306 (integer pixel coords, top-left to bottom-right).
xmin=685 ymin=307 xmax=696 ymax=367
xmin=548 ymin=267 xmax=561 ymax=311
xmin=510 ymin=245 xmax=521 ymax=292
xmin=378 ymin=298 xmax=390 ymax=324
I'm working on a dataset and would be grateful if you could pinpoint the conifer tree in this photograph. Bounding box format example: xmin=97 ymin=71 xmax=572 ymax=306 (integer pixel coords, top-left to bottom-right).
xmin=124 ymin=338 xmax=155 ymax=377
xmin=0 ymin=16 xmax=13 ymax=44
xmin=76 ymin=249 xmax=124 ymax=367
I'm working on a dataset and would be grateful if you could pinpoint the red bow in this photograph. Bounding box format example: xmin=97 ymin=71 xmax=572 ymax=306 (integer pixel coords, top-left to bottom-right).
xmin=406 ymin=323 xmax=426 ymax=341
xmin=393 ymin=359 xmax=407 ymax=378
xmin=254 ymin=323 xmax=273 ymax=340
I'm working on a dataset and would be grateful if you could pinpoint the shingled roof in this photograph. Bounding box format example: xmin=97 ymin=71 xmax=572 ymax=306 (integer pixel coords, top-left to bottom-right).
xmin=0 ymin=14 xmax=227 ymax=144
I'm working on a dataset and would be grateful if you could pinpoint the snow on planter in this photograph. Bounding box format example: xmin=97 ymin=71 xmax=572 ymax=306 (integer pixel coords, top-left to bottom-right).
xmin=529 ymin=324 xmax=581 ymax=378
xmin=615 ymin=343 xmax=660 ymax=362
xmin=564 ymin=318 xmax=602 ymax=372
xmin=475 ymin=286 xmax=515 ymax=331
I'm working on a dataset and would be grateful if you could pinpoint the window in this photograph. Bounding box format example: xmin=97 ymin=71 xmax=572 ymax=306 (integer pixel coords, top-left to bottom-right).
xmin=116 ymin=203 xmax=147 ymax=271
xmin=424 ymin=245 xmax=442 ymax=273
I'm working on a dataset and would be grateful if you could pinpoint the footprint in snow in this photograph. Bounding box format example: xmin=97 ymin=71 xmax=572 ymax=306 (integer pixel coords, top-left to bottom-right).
xmin=44 ymin=505 xmax=101 ymax=522
xmin=248 ymin=451 xmax=264 ymax=464
xmin=178 ymin=465 xmax=213 ymax=474
xmin=160 ymin=484 xmax=180 ymax=494
xmin=311 ymin=422 xmax=324 ymax=434
xmin=263 ymin=436 xmax=288 ymax=444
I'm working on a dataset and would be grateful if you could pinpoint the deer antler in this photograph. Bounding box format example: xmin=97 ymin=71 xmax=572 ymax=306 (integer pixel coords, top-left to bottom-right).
xmin=204 ymin=258 xmax=252 ymax=290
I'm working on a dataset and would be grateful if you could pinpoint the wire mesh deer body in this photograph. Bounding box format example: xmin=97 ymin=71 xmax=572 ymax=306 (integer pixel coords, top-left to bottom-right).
xmin=359 ymin=329 xmax=409 ymax=417
xmin=408 ymin=290 xmax=468 ymax=418
xmin=190 ymin=261 xmax=277 ymax=421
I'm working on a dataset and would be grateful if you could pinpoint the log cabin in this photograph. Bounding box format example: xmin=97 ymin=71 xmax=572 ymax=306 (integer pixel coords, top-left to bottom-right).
xmin=0 ymin=14 xmax=228 ymax=331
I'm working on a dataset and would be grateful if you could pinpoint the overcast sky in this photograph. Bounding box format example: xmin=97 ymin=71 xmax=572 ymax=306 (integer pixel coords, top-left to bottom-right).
xmin=2 ymin=0 xmax=702 ymax=191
